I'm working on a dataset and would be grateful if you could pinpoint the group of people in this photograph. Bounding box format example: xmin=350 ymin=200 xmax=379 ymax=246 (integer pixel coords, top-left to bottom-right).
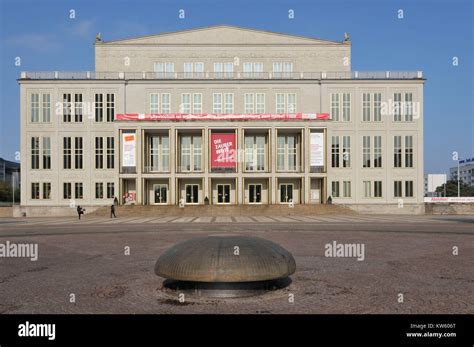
xmin=76 ymin=196 xmax=119 ymax=220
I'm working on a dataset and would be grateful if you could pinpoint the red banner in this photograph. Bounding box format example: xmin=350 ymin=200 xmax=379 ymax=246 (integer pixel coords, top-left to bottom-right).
xmin=211 ymin=133 xmax=236 ymax=168
xmin=115 ymin=113 xmax=330 ymax=121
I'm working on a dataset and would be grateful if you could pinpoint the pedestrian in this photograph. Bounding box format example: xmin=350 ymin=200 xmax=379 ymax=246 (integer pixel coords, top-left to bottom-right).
xmin=110 ymin=204 xmax=116 ymax=218
xmin=113 ymin=196 xmax=118 ymax=206
xmin=77 ymin=205 xmax=84 ymax=220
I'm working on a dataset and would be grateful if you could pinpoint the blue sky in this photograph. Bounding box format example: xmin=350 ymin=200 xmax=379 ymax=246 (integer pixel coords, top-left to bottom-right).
xmin=0 ymin=0 xmax=472 ymax=173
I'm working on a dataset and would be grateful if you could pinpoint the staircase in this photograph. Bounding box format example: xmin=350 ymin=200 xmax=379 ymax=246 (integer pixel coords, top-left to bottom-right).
xmin=89 ymin=204 xmax=356 ymax=217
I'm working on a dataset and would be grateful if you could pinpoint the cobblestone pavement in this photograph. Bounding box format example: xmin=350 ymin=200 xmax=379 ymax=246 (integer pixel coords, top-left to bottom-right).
xmin=0 ymin=215 xmax=472 ymax=314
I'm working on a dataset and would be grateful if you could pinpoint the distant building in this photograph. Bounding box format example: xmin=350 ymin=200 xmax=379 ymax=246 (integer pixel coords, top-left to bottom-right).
xmin=450 ymin=158 xmax=474 ymax=187
xmin=0 ymin=157 xmax=20 ymax=189
xmin=424 ymin=174 xmax=447 ymax=196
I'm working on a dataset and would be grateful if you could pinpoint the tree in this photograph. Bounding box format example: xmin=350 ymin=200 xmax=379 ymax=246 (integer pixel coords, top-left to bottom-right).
xmin=0 ymin=181 xmax=20 ymax=203
xmin=435 ymin=180 xmax=474 ymax=197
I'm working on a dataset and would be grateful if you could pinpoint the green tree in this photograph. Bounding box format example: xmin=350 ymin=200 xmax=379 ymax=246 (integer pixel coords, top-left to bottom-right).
xmin=435 ymin=180 xmax=474 ymax=197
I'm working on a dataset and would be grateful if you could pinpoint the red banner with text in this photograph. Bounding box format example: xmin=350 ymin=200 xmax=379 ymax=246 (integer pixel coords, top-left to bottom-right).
xmin=211 ymin=133 xmax=237 ymax=168
xmin=115 ymin=113 xmax=330 ymax=121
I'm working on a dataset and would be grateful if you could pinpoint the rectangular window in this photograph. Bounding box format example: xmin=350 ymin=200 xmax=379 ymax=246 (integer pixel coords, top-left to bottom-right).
xmin=74 ymin=94 xmax=83 ymax=122
xmin=343 ymin=181 xmax=351 ymax=198
xmin=42 ymin=182 xmax=51 ymax=199
xmin=244 ymin=93 xmax=254 ymax=113
xmin=276 ymin=93 xmax=285 ymax=113
xmin=374 ymin=181 xmax=383 ymax=198
xmin=405 ymin=136 xmax=413 ymax=168
xmin=343 ymin=136 xmax=351 ymax=168
xmin=193 ymin=93 xmax=202 ymax=113
xmin=362 ymin=93 xmax=371 ymax=122
xmin=244 ymin=135 xmax=266 ymax=171
xmin=287 ymin=93 xmax=296 ymax=113
xmin=95 ymin=94 xmax=103 ymax=122
xmin=224 ymin=93 xmax=234 ymax=114
xmin=63 ymin=182 xmax=72 ymax=199
xmin=374 ymin=136 xmax=382 ymax=168
xmin=394 ymin=136 xmax=402 ymax=168
xmin=95 ymin=182 xmax=104 ymax=199
xmin=42 ymin=94 xmax=51 ymax=122
xmin=256 ymin=93 xmax=265 ymax=113
xmin=106 ymin=94 xmax=114 ymax=122
xmin=224 ymin=62 xmax=233 ymax=78
xmin=363 ymin=181 xmax=371 ymax=198
xmin=277 ymin=134 xmax=298 ymax=171
xmin=150 ymin=93 xmax=159 ymax=113
xmin=331 ymin=136 xmax=340 ymax=168
xmin=107 ymin=182 xmax=115 ymax=199
xmin=31 ymin=137 xmax=40 ymax=169
xmin=184 ymin=62 xmax=193 ymax=78
xmin=75 ymin=182 xmax=83 ymax=199
xmin=63 ymin=93 xmax=72 ymax=122
xmin=394 ymin=181 xmax=402 ymax=198
xmin=154 ymin=62 xmax=174 ymax=78
xmin=331 ymin=181 xmax=340 ymax=198
xmin=405 ymin=93 xmax=413 ymax=121
xmin=161 ymin=93 xmax=170 ymax=113
xmin=363 ymin=136 xmax=371 ymax=168
xmin=149 ymin=135 xmax=169 ymax=172
xmin=405 ymin=180 xmax=414 ymax=197
xmin=31 ymin=182 xmax=40 ymax=199
xmin=374 ymin=93 xmax=382 ymax=122
xmin=106 ymin=137 xmax=114 ymax=169
xmin=74 ymin=137 xmax=83 ymax=169
xmin=63 ymin=137 xmax=71 ymax=169
xmin=342 ymin=93 xmax=351 ymax=121
xmin=331 ymin=93 xmax=340 ymax=121
xmin=31 ymin=93 xmax=40 ymax=122
xmin=394 ymin=93 xmax=402 ymax=122
xmin=214 ymin=63 xmax=233 ymax=78
xmin=42 ymin=137 xmax=51 ymax=169
xmin=181 ymin=93 xmax=191 ymax=113
xmin=243 ymin=62 xmax=263 ymax=78
xmin=213 ymin=93 xmax=222 ymax=113
xmin=95 ymin=137 xmax=104 ymax=169
xmin=273 ymin=62 xmax=293 ymax=78
xmin=180 ymin=135 xmax=202 ymax=172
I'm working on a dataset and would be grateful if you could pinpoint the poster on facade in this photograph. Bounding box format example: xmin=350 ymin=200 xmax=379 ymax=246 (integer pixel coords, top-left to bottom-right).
xmin=115 ymin=113 xmax=331 ymax=121
xmin=310 ymin=132 xmax=324 ymax=167
xmin=211 ymin=133 xmax=236 ymax=168
xmin=122 ymin=133 xmax=136 ymax=167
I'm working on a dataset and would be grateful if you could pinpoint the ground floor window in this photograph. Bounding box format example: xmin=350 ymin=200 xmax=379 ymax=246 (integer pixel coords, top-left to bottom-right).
xmin=248 ymin=184 xmax=262 ymax=204
xmin=185 ymin=184 xmax=199 ymax=204
xmin=153 ymin=184 xmax=168 ymax=204
xmin=279 ymin=183 xmax=293 ymax=203
xmin=217 ymin=184 xmax=230 ymax=204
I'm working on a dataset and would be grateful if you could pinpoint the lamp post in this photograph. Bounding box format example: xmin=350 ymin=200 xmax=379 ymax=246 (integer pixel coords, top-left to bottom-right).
xmin=457 ymin=160 xmax=460 ymax=197
xmin=12 ymin=174 xmax=15 ymax=206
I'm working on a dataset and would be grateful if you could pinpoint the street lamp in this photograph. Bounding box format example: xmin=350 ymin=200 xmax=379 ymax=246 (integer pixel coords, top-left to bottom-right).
xmin=457 ymin=159 xmax=460 ymax=197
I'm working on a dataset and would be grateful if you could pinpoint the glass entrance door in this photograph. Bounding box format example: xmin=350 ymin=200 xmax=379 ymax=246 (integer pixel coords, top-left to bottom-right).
xmin=280 ymin=184 xmax=293 ymax=203
xmin=185 ymin=184 xmax=199 ymax=204
xmin=217 ymin=184 xmax=231 ymax=204
xmin=153 ymin=184 xmax=168 ymax=204
xmin=248 ymin=184 xmax=262 ymax=204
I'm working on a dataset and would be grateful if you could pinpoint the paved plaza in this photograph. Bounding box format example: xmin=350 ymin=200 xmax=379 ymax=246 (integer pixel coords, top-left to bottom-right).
xmin=0 ymin=214 xmax=472 ymax=314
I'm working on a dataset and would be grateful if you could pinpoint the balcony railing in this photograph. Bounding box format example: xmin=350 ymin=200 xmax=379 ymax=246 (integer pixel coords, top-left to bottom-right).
xmin=20 ymin=71 xmax=424 ymax=80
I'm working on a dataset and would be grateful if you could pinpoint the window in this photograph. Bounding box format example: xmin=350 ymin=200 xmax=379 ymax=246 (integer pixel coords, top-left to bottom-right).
xmin=343 ymin=181 xmax=351 ymax=198
xmin=95 ymin=137 xmax=104 ymax=169
xmin=244 ymin=93 xmax=254 ymax=113
xmin=213 ymin=93 xmax=222 ymax=113
xmin=180 ymin=93 xmax=201 ymax=113
xmin=224 ymin=93 xmax=233 ymax=114
xmin=394 ymin=136 xmax=402 ymax=168
xmin=331 ymin=136 xmax=340 ymax=168
xmin=107 ymin=182 xmax=115 ymax=199
xmin=405 ymin=136 xmax=413 ymax=168
xmin=374 ymin=181 xmax=383 ymax=197
xmin=148 ymin=135 xmax=169 ymax=172
xmin=244 ymin=93 xmax=266 ymax=113
xmin=74 ymin=94 xmax=83 ymax=122
xmin=181 ymin=93 xmax=191 ymax=113
xmin=150 ymin=94 xmax=159 ymax=113
xmin=394 ymin=181 xmax=402 ymax=198
xmin=273 ymin=62 xmax=293 ymax=78
xmin=394 ymin=93 xmax=402 ymax=122
xmin=374 ymin=136 xmax=382 ymax=168
xmin=184 ymin=62 xmax=204 ymax=78
xmin=342 ymin=136 xmax=351 ymax=168
xmin=161 ymin=93 xmax=170 ymax=113
xmin=256 ymin=93 xmax=265 ymax=113
xmin=243 ymin=62 xmax=263 ymax=78
xmin=214 ymin=62 xmax=233 ymax=78
xmin=31 ymin=93 xmax=40 ymax=122
xmin=63 ymin=182 xmax=72 ymax=199
xmin=275 ymin=93 xmax=296 ymax=113
xmin=362 ymin=93 xmax=382 ymax=122
xmin=95 ymin=93 xmax=114 ymax=122
xmin=154 ymin=62 xmax=174 ymax=78
xmin=95 ymin=182 xmax=104 ymax=199
xmin=95 ymin=94 xmax=103 ymax=122
xmin=405 ymin=181 xmax=414 ymax=197
xmin=330 ymin=93 xmax=350 ymax=122
xmin=150 ymin=93 xmax=171 ymax=113
xmin=31 ymin=183 xmax=40 ymax=199
xmin=244 ymin=135 xmax=266 ymax=171
xmin=42 ymin=182 xmax=51 ymax=199
xmin=374 ymin=93 xmax=382 ymax=122
xmin=63 ymin=137 xmax=72 ymax=169
xmin=31 ymin=137 xmax=40 ymax=169
xmin=277 ymin=134 xmax=299 ymax=171
xmin=331 ymin=181 xmax=340 ymax=198
xmin=193 ymin=93 xmax=202 ymax=113
xmin=42 ymin=94 xmax=51 ymax=122
xmin=363 ymin=181 xmax=371 ymax=198
xmin=63 ymin=93 xmax=72 ymax=122
xmin=362 ymin=93 xmax=371 ymax=122
xmin=74 ymin=137 xmax=83 ymax=169
xmin=405 ymin=93 xmax=413 ymax=121
xmin=106 ymin=137 xmax=114 ymax=169
xmin=363 ymin=136 xmax=371 ymax=168
xmin=180 ymin=135 xmax=202 ymax=171
xmin=106 ymin=94 xmax=115 ymax=122
xmin=43 ymin=137 xmax=51 ymax=169
xmin=75 ymin=182 xmax=83 ymax=199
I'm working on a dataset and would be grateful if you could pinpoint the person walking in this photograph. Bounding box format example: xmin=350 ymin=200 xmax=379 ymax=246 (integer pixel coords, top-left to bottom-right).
xmin=113 ymin=196 xmax=118 ymax=206
xmin=77 ymin=205 xmax=84 ymax=220
xmin=110 ymin=204 xmax=117 ymax=218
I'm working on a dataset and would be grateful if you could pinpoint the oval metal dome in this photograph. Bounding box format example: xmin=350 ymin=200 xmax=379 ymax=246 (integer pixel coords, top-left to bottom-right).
xmin=155 ymin=235 xmax=296 ymax=282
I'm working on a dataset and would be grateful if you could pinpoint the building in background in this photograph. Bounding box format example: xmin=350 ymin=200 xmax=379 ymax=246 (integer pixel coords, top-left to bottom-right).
xmin=424 ymin=173 xmax=447 ymax=196
xmin=17 ymin=25 xmax=425 ymax=215
xmin=450 ymin=158 xmax=474 ymax=187
xmin=0 ymin=157 xmax=20 ymax=190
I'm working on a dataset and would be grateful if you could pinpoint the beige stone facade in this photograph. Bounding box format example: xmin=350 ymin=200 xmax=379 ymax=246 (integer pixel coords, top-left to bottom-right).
xmin=18 ymin=25 xmax=425 ymax=214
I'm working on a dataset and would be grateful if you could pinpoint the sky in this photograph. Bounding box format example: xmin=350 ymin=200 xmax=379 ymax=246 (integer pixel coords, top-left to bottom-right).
xmin=0 ymin=0 xmax=472 ymax=174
